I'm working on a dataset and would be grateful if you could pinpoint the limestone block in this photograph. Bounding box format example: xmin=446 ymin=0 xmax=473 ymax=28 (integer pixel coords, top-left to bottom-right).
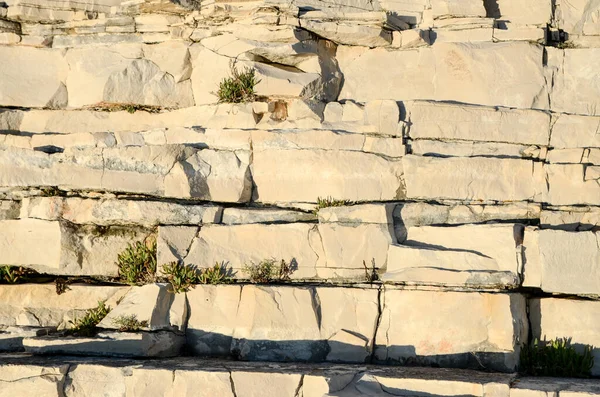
xmin=432 ymin=27 xmax=493 ymax=43
xmin=253 ymin=149 xmax=404 ymax=203
xmin=300 ymin=19 xmax=391 ymax=47
xmin=405 ymin=101 xmax=550 ymax=145
xmin=134 ymin=14 xmax=182 ymax=33
xmin=253 ymin=62 xmax=322 ymax=98
xmin=338 ymin=42 xmax=547 ymax=109
xmin=493 ymin=26 xmax=546 ymax=42
xmin=550 ymin=113 xmax=600 ymax=149
xmin=317 ymin=223 xmax=395 ymax=279
xmin=524 ymin=229 xmax=600 ymax=295
xmin=22 ymin=197 xmax=223 ymax=226
xmin=232 ymin=372 xmax=302 ymax=397
xmin=98 ymin=283 xmax=187 ymax=332
xmin=66 ymin=44 xmax=143 ymax=108
xmin=64 ymin=364 xmax=128 ymax=397
xmin=410 ymin=140 xmax=541 ymax=159
xmin=375 ymin=290 xmax=528 ymax=371
xmin=0 ymin=219 xmax=151 ymax=276
xmin=403 ymin=155 xmax=543 ymax=202
xmin=495 ymin=0 xmax=553 ymax=25
xmin=0 ymin=200 xmax=19 ymax=220
xmin=556 ymin=0 xmax=600 ymax=35
xmin=164 ymin=149 xmax=252 ymax=202
xmin=174 ymin=370 xmax=234 ymax=397
xmin=430 ymin=0 xmax=486 ymax=18
xmin=24 ymin=331 xmax=184 ymax=358
xmin=511 ymin=377 xmax=600 ymax=397
xmin=364 ymin=100 xmax=400 ymax=136
xmin=183 ymin=224 xmax=323 ymax=279
xmin=0 ymin=46 xmax=67 ymax=108
xmin=391 ymin=29 xmax=431 ymax=48
xmin=384 ymin=224 xmax=523 ymax=287
xmin=541 ymin=208 xmax=600 ymax=231
xmin=157 ymin=226 xmax=200 ymax=266
xmin=0 ymin=363 xmax=69 ymax=397
xmin=186 ymin=285 xmax=241 ymax=355
xmin=221 ymin=208 xmax=315 ymax=224
xmin=544 ymin=164 xmax=600 ymax=205
xmin=231 ymin=285 xmax=378 ymax=363
xmin=0 ymin=284 xmax=128 ymax=328
xmin=125 ymin=367 xmax=174 ymax=397
xmin=549 ymin=48 xmax=600 ymax=115
xmin=251 ymin=129 xmax=365 ymax=152
xmin=530 ymin=298 xmax=600 ymax=375
xmin=103 ymin=59 xmax=195 ymax=108
xmin=318 ymin=204 xmax=395 ymax=224
xmin=53 ymin=33 xmax=143 ymax=48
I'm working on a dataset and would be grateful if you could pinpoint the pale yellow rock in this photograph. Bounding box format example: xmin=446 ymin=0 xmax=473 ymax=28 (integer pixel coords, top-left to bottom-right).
xmin=318 ymin=204 xmax=395 ymax=224
xmin=403 ymin=155 xmax=543 ymax=202
xmin=0 ymin=219 xmax=61 ymax=269
xmin=126 ymin=368 xmax=174 ymax=397
xmin=375 ymin=290 xmax=527 ymax=371
xmin=430 ymin=0 xmax=486 ymax=18
xmin=0 ymin=46 xmax=68 ymax=108
xmin=253 ymin=149 xmax=404 ymax=203
xmin=157 ymin=226 xmax=199 ymax=266
xmin=65 ymin=364 xmax=128 ymax=397
xmin=231 ymin=372 xmax=302 ymax=397
xmin=173 ymin=370 xmax=234 ymax=397
xmin=547 ymin=148 xmax=586 ymax=163
xmin=556 ymin=0 xmax=600 ymax=35
xmin=0 ymin=364 xmax=69 ymax=397
xmin=551 ymin=113 xmax=600 ymax=149
xmin=405 ymin=101 xmax=550 ymax=145
xmin=496 ymin=0 xmax=553 ymax=25
xmin=530 ymin=298 xmax=600 ymax=375
xmin=0 ymin=284 xmax=128 ymax=328
xmin=184 ymin=224 xmax=322 ymax=279
xmin=544 ymin=164 xmax=600 ymax=205
xmin=186 ymin=285 xmax=242 ymax=355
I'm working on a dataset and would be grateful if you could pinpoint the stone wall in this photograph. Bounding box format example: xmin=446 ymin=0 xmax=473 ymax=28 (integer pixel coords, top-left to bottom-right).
xmin=1 ymin=0 xmax=600 ymax=392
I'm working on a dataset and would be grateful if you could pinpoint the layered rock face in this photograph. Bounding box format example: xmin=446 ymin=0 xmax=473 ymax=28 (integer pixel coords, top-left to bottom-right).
xmin=1 ymin=0 xmax=600 ymax=394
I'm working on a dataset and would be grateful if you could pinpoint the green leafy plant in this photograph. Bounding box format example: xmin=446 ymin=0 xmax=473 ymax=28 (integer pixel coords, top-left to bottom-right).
xmin=313 ymin=196 xmax=352 ymax=214
xmin=198 ymin=262 xmax=235 ymax=285
xmin=117 ymin=238 xmax=157 ymax=285
xmin=520 ymin=337 xmax=594 ymax=378
xmin=243 ymin=259 xmax=293 ymax=283
xmin=162 ymin=262 xmax=199 ymax=293
xmin=216 ymin=62 xmax=260 ymax=103
xmin=69 ymin=301 xmax=110 ymax=337
xmin=112 ymin=314 xmax=149 ymax=332
xmin=363 ymin=259 xmax=379 ymax=283
xmin=0 ymin=266 xmax=36 ymax=284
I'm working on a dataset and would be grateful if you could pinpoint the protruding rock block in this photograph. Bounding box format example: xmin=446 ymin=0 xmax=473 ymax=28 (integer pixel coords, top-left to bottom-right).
xmin=530 ymin=298 xmax=600 ymax=375
xmin=403 ymin=155 xmax=544 ymax=202
xmin=523 ymin=229 xmax=600 ymax=295
xmin=544 ymin=164 xmax=600 ymax=206
xmin=375 ymin=290 xmax=528 ymax=372
xmin=384 ymin=224 xmax=523 ymax=288
xmin=0 ymin=285 xmax=128 ymax=328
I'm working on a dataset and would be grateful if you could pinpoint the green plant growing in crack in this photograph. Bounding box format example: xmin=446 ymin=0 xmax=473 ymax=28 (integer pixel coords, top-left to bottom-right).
xmin=215 ymin=61 xmax=260 ymax=103
xmin=313 ymin=196 xmax=352 ymax=214
xmin=243 ymin=259 xmax=293 ymax=283
xmin=0 ymin=266 xmax=36 ymax=284
xmin=520 ymin=337 xmax=594 ymax=378
xmin=198 ymin=262 xmax=235 ymax=285
xmin=117 ymin=238 xmax=157 ymax=285
xmin=112 ymin=314 xmax=149 ymax=332
xmin=69 ymin=301 xmax=110 ymax=337
xmin=161 ymin=262 xmax=199 ymax=293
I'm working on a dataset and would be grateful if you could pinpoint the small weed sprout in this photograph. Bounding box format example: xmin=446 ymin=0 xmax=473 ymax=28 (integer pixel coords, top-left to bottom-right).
xmin=0 ymin=266 xmax=36 ymax=284
xmin=314 ymin=196 xmax=352 ymax=214
xmin=216 ymin=62 xmax=260 ymax=103
xmin=117 ymin=238 xmax=157 ymax=285
xmin=243 ymin=259 xmax=293 ymax=283
xmin=86 ymin=102 xmax=163 ymax=113
xmin=69 ymin=301 xmax=110 ymax=337
xmin=112 ymin=315 xmax=149 ymax=332
xmin=161 ymin=262 xmax=199 ymax=293
xmin=520 ymin=337 xmax=594 ymax=378
xmin=198 ymin=262 xmax=235 ymax=285
xmin=363 ymin=259 xmax=379 ymax=283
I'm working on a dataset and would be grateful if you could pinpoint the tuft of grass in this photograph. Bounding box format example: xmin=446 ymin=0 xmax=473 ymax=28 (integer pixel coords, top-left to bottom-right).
xmin=69 ymin=301 xmax=110 ymax=337
xmin=198 ymin=262 xmax=235 ymax=285
xmin=117 ymin=238 xmax=157 ymax=285
xmin=0 ymin=266 xmax=36 ymax=284
xmin=161 ymin=262 xmax=198 ymax=293
xmin=363 ymin=259 xmax=379 ymax=283
xmin=112 ymin=314 xmax=149 ymax=332
xmin=216 ymin=62 xmax=260 ymax=103
xmin=520 ymin=337 xmax=594 ymax=378
xmin=314 ymin=196 xmax=351 ymax=214
xmin=243 ymin=259 xmax=293 ymax=283
xmin=557 ymin=41 xmax=578 ymax=49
